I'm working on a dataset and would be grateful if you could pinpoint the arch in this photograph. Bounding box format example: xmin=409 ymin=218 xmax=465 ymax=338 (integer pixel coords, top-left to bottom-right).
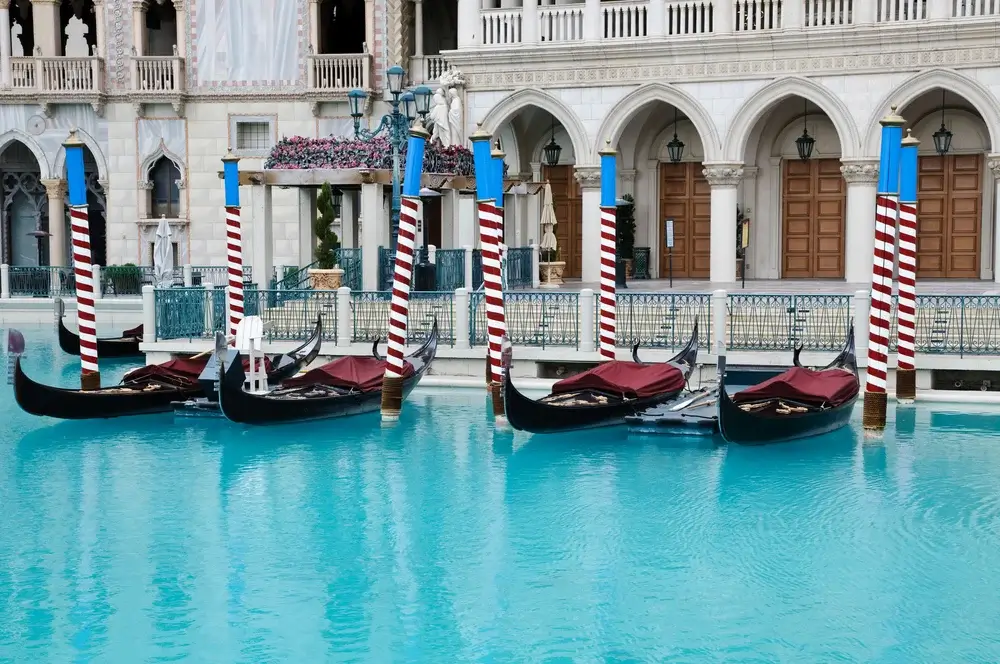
xmin=52 ymin=127 xmax=108 ymax=181
xmin=138 ymin=138 xmax=185 ymax=184
xmin=480 ymin=88 xmax=590 ymax=168
xmin=725 ymin=76 xmax=861 ymax=161
xmin=0 ymin=129 xmax=51 ymax=178
xmin=596 ymin=82 xmax=721 ymax=162
xmin=862 ymin=68 xmax=1000 ymax=155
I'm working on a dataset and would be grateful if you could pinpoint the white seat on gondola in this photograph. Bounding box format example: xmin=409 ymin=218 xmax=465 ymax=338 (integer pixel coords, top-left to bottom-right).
xmin=235 ymin=316 xmax=268 ymax=394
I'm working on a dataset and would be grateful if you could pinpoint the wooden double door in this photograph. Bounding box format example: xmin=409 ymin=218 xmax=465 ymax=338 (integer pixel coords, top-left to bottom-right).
xmin=659 ymin=163 xmax=711 ymax=278
xmin=781 ymin=158 xmax=846 ymax=279
xmin=916 ymin=154 xmax=982 ymax=278
xmin=541 ymin=165 xmax=582 ymax=278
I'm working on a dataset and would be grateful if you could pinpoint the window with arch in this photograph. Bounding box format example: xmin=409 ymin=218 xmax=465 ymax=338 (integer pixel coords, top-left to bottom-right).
xmin=150 ymin=156 xmax=180 ymax=218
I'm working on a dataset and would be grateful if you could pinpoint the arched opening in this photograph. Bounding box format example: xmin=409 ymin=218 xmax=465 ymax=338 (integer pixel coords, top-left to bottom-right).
xmin=150 ymin=156 xmax=181 ymax=219
xmin=145 ymin=0 xmax=178 ymax=56
xmin=742 ymin=95 xmax=848 ymax=280
xmin=0 ymin=141 xmax=45 ymax=267
xmin=619 ymin=100 xmax=712 ymax=279
xmin=60 ymin=0 xmax=97 ymax=56
xmin=896 ymin=88 xmax=991 ymax=279
xmin=319 ymin=0 xmax=366 ymax=54
xmin=9 ymin=0 xmax=35 ymax=56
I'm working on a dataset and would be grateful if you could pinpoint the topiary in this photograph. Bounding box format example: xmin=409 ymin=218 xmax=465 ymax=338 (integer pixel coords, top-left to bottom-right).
xmin=314 ymin=183 xmax=341 ymax=269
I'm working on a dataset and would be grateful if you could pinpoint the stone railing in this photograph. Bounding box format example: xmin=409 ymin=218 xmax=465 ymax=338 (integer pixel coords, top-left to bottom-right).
xmin=131 ymin=55 xmax=185 ymax=93
xmin=306 ymin=53 xmax=371 ymax=91
xmin=2 ymin=57 xmax=105 ymax=93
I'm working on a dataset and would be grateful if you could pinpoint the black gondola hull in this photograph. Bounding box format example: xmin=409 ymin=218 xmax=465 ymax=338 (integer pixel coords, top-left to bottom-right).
xmin=58 ymin=318 xmax=142 ymax=358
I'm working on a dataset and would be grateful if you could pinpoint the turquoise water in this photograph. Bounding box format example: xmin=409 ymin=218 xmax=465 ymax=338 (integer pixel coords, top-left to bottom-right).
xmin=2 ymin=325 xmax=1000 ymax=663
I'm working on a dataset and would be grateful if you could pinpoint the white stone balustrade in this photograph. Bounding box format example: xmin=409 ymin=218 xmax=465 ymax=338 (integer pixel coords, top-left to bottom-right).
xmin=131 ymin=56 xmax=184 ymax=93
xmin=307 ymin=53 xmax=372 ymax=91
xmin=1 ymin=57 xmax=105 ymax=93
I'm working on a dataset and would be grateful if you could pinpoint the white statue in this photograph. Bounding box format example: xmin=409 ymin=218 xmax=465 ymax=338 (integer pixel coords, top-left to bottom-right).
xmin=428 ymin=88 xmax=450 ymax=146
xmin=11 ymin=22 xmax=23 ymax=57
xmin=447 ymin=88 xmax=463 ymax=148
xmin=64 ymin=16 xmax=89 ymax=58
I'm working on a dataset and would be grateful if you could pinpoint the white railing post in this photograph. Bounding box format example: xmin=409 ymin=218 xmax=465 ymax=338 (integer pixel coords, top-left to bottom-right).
xmin=854 ymin=289 xmax=870 ymax=358
xmin=530 ymin=243 xmax=540 ymax=288
xmin=428 ymin=243 xmax=437 ymax=264
xmin=183 ymin=264 xmax=193 ymax=287
xmin=204 ymin=282 xmax=215 ymax=335
xmin=711 ymin=288 xmax=727 ymax=354
xmin=579 ymin=288 xmax=596 ymax=352
xmin=455 ymin=287 xmax=471 ymax=349
xmin=92 ymin=264 xmax=102 ymax=299
xmin=337 ymin=286 xmax=351 ymax=347
xmin=142 ymin=285 xmax=156 ymax=342
xmin=782 ymin=0 xmax=803 ymax=28
xmin=0 ymin=264 xmax=9 ymax=298
xmin=928 ymin=0 xmax=950 ymax=19
xmin=463 ymin=244 xmax=473 ymax=290
xmin=523 ymin=0 xmax=539 ymax=43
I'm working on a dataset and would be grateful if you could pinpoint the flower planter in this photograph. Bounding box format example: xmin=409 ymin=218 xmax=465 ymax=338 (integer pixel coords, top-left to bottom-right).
xmin=309 ymin=267 xmax=344 ymax=290
xmin=624 ymin=258 xmax=634 ymax=278
xmin=539 ymin=261 xmax=566 ymax=288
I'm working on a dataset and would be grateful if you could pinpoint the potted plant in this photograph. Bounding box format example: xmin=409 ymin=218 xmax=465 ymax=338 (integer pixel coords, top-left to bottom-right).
xmin=104 ymin=263 xmax=143 ymax=295
xmin=616 ymin=193 xmax=636 ymax=277
xmin=308 ymin=183 xmax=344 ymax=289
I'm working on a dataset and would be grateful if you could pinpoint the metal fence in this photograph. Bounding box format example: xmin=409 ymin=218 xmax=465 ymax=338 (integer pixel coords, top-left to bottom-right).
xmin=607 ymin=293 xmax=712 ymax=349
xmin=505 ymin=247 xmax=533 ymax=289
xmin=8 ymin=266 xmax=76 ymax=297
xmin=470 ymin=291 xmax=579 ymax=348
xmin=334 ymin=248 xmax=363 ymax=291
xmin=350 ymin=291 xmax=455 ymax=345
xmin=435 ymin=249 xmax=465 ymax=291
xmin=727 ymin=294 xmax=852 ymax=351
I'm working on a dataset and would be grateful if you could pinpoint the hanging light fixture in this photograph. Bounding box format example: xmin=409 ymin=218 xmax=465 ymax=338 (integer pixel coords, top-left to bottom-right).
xmin=933 ymin=89 xmax=953 ymax=156
xmin=543 ymin=113 xmax=562 ymax=167
xmin=796 ymin=99 xmax=815 ymax=161
xmin=667 ymin=107 xmax=684 ymax=164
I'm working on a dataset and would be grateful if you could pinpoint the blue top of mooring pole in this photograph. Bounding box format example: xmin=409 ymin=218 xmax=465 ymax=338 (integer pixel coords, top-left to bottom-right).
xmin=877 ymin=105 xmax=905 ymax=195
xmin=222 ymin=150 xmax=240 ymax=207
xmin=492 ymin=142 xmax=505 ymax=210
xmin=899 ymin=128 xmax=920 ymax=204
xmin=63 ymin=129 xmax=87 ymax=207
xmin=470 ymin=123 xmax=494 ymax=202
xmin=402 ymin=120 xmax=430 ymax=198
xmin=599 ymin=140 xmax=617 ymax=208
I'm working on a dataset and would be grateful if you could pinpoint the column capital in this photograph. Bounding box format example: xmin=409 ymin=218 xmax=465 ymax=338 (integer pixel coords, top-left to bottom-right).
xmin=41 ymin=178 xmax=65 ymax=198
xmin=619 ymin=168 xmax=636 ymax=184
xmin=0 ymin=1 xmax=11 ymax=10
xmin=987 ymin=155 xmax=1000 ymax=180
xmin=573 ymin=166 xmax=601 ymax=190
xmin=741 ymin=166 xmax=759 ymax=181
xmin=29 ymin=0 xmax=61 ymax=5
xmin=702 ymin=163 xmax=744 ymax=187
xmin=840 ymin=159 xmax=880 ymax=184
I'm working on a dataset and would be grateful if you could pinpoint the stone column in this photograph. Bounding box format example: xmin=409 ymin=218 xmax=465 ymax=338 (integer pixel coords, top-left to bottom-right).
xmin=308 ymin=0 xmax=320 ymax=53
xmin=132 ymin=0 xmax=148 ymax=56
xmin=989 ymin=157 xmax=1000 ymax=283
xmin=298 ymin=187 xmax=316 ymax=266
xmin=42 ymin=178 xmax=66 ymax=266
xmin=360 ymin=180 xmax=381 ymax=290
xmin=574 ymin=166 xmax=602 ymax=284
xmin=31 ymin=0 xmax=61 ymax=56
xmin=173 ymin=0 xmax=187 ymax=56
xmin=0 ymin=0 xmax=11 ymax=87
xmin=93 ymin=0 xmax=106 ymax=57
xmin=340 ymin=189 xmax=355 ymax=248
xmin=414 ymin=0 xmax=424 ymax=56
xmin=703 ymin=164 xmax=743 ymax=283
xmin=250 ymin=184 xmax=273 ymax=290
xmin=841 ymin=159 xmax=880 ymax=285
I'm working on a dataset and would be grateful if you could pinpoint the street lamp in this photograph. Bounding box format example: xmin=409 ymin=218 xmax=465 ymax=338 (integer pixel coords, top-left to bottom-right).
xmin=347 ymin=67 xmax=433 ymax=251
xmin=933 ymin=89 xmax=953 ymax=156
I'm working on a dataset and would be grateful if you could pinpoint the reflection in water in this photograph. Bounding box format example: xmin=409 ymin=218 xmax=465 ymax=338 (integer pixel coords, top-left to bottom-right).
xmin=2 ymin=330 xmax=1000 ymax=661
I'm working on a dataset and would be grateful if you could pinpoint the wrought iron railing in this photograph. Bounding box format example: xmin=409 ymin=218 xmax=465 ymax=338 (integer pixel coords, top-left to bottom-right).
xmin=472 ymin=249 xmax=484 ymax=290
xmin=189 ymin=265 xmax=252 ymax=287
xmin=7 ymin=266 xmax=75 ymax=297
xmin=335 ymin=248 xmax=363 ymax=290
xmin=350 ymin=291 xmax=455 ymax=345
xmin=435 ymin=248 xmax=466 ymax=291
xmin=632 ymin=247 xmax=651 ymax=279
xmin=728 ymin=294 xmax=853 ymax=351
xmin=611 ymin=293 xmax=711 ymax=349
xmin=470 ymin=291 xmax=579 ymax=348
xmin=378 ymin=247 xmax=394 ymax=291
xmin=505 ymin=247 xmax=533 ymax=289
xmin=101 ymin=265 xmax=160 ymax=296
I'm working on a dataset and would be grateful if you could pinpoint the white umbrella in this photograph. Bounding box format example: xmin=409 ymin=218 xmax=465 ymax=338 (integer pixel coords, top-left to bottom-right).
xmin=539 ymin=181 xmax=558 ymax=257
xmin=153 ymin=216 xmax=174 ymax=288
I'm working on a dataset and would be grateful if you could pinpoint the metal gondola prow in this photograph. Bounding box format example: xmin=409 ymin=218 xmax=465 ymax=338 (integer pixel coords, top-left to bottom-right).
xmin=7 ymin=329 xmax=25 ymax=385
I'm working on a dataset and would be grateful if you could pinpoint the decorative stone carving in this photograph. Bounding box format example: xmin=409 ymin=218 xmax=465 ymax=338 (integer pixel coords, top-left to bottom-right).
xmin=41 ymin=178 xmax=66 ymax=199
xmin=841 ymin=160 xmax=880 ymax=184
xmin=987 ymin=157 xmax=1000 ymax=180
xmin=138 ymin=180 xmax=154 ymax=190
xmin=702 ymin=165 xmax=744 ymax=187
xmin=427 ymin=68 xmax=466 ymax=147
xmin=11 ymin=20 xmax=23 ymax=56
xmin=741 ymin=166 xmax=759 ymax=181
xmin=573 ymin=167 xmax=601 ymax=189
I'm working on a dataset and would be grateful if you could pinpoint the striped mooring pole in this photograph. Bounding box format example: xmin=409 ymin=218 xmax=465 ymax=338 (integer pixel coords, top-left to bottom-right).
xmin=895 ymin=128 xmax=920 ymax=403
xmin=222 ymin=150 xmax=243 ymax=341
xmin=65 ymin=129 xmax=100 ymax=390
xmin=380 ymin=120 xmax=429 ymax=422
xmin=471 ymin=123 xmax=508 ymax=423
xmin=598 ymin=140 xmax=617 ymax=360
xmin=863 ymin=105 xmax=905 ymax=432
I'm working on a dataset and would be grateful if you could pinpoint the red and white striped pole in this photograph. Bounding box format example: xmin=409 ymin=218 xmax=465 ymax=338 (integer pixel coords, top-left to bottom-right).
xmin=895 ymin=129 xmax=920 ymax=403
xmin=380 ymin=121 xmax=430 ymax=422
xmin=598 ymin=140 xmax=617 ymax=360
xmin=64 ymin=129 xmax=100 ymax=390
xmin=864 ymin=106 xmax=905 ymax=432
xmin=471 ymin=124 xmax=508 ymax=422
xmin=222 ymin=151 xmax=243 ymax=341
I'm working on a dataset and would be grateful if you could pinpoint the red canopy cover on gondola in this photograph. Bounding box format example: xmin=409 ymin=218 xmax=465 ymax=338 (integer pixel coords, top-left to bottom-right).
xmin=125 ymin=356 xmax=210 ymax=384
xmin=282 ymin=356 xmax=414 ymax=392
xmin=122 ymin=324 xmax=143 ymax=338
xmin=551 ymin=361 xmax=685 ymax=399
xmin=733 ymin=367 xmax=859 ymax=408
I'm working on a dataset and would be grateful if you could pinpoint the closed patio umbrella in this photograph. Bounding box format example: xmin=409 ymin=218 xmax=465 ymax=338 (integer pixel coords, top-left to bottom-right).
xmin=153 ymin=216 xmax=174 ymax=288
xmin=539 ymin=181 xmax=558 ymax=258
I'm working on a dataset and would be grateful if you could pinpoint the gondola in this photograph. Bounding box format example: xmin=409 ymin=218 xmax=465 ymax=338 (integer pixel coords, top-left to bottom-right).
xmin=717 ymin=323 xmax=859 ymax=445
xmin=55 ymin=298 xmax=144 ymax=358
xmin=217 ymin=323 xmax=439 ymax=425
xmin=501 ymin=319 xmax=700 ymax=433
xmin=12 ymin=318 xmax=324 ymax=421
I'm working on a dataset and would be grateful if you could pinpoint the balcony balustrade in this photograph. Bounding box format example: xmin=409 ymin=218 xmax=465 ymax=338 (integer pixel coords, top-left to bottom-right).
xmin=129 ymin=55 xmax=186 ymax=115
xmin=307 ymin=53 xmax=372 ymax=91
xmin=2 ymin=56 xmax=106 ymax=115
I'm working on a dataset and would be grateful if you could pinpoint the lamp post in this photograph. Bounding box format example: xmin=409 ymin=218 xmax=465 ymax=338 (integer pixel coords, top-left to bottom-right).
xmin=347 ymin=66 xmax=432 ymax=252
